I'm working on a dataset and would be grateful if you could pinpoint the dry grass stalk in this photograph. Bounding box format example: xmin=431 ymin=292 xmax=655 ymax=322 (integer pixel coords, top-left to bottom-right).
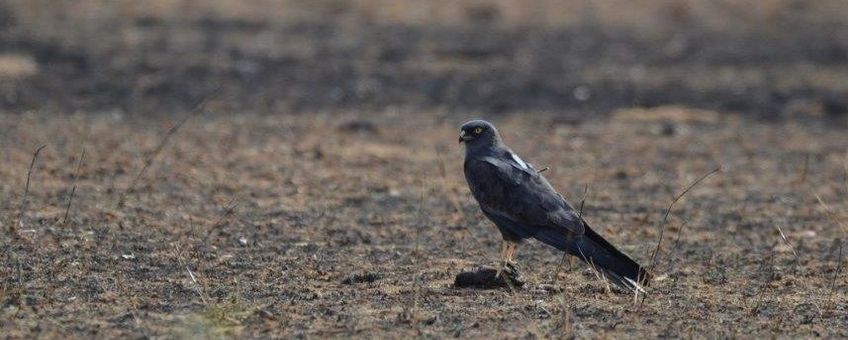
xmin=842 ymin=154 xmax=847 ymax=194
xmin=774 ymin=225 xmax=800 ymax=262
xmin=750 ymin=252 xmax=774 ymax=316
xmin=639 ymin=166 xmax=720 ymax=308
xmin=63 ymin=148 xmax=85 ymax=225
xmin=554 ymin=184 xmax=588 ymax=281
xmin=555 ymin=293 xmax=573 ymax=336
xmin=435 ymin=147 xmax=465 ymax=222
xmin=577 ymin=245 xmax=612 ymax=296
xmin=117 ymin=89 xmax=220 ymax=208
xmin=666 ymin=220 xmax=688 ymax=267
xmin=174 ymin=243 xmax=208 ymax=304
xmin=646 ymin=167 xmax=721 ymax=277
xmin=117 ymin=116 xmax=190 ymax=208
xmin=791 ymin=153 xmax=810 ymax=186
xmin=827 ymin=241 xmax=843 ymax=315
xmin=812 ymin=191 xmax=848 ymax=237
xmin=16 ymin=144 xmax=47 ymax=231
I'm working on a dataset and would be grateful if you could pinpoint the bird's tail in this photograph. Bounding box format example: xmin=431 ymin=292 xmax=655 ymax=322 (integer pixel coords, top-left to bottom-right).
xmin=573 ymin=226 xmax=652 ymax=292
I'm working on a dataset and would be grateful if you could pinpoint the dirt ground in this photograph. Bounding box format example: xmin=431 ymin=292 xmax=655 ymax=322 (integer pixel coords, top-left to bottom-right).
xmin=1 ymin=1 xmax=847 ymax=338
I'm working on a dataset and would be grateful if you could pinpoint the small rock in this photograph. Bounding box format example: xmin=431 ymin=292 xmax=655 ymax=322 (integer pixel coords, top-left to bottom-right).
xmin=658 ymin=121 xmax=676 ymax=136
xmin=0 ymin=54 xmax=39 ymax=79
xmin=341 ymin=271 xmax=380 ymax=284
xmin=703 ymin=267 xmax=727 ymax=285
xmin=533 ymin=283 xmax=563 ymax=294
xmin=653 ymin=274 xmax=669 ymax=282
xmin=572 ymin=86 xmax=591 ymax=102
xmin=792 ymin=303 xmax=819 ymax=324
xmin=337 ymin=119 xmax=379 ymax=135
xmin=822 ymin=97 xmax=848 ymax=117
xmin=454 ymin=265 xmax=524 ymax=289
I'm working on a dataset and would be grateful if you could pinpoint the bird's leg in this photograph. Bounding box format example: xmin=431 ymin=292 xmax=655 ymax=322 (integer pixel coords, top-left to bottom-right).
xmin=495 ymin=241 xmax=509 ymax=278
xmin=505 ymin=241 xmax=519 ymax=271
xmin=495 ymin=241 xmax=519 ymax=279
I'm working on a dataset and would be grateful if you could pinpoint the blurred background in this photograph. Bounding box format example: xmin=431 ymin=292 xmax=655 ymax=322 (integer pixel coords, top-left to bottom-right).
xmin=2 ymin=2 xmax=848 ymax=338
xmin=1 ymin=0 xmax=847 ymax=119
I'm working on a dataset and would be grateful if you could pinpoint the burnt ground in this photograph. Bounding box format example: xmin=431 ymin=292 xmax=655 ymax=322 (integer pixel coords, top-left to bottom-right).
xmin=1 ymin=1 xmax=848 ymax=118
xmin=1 ymin=1 xmax=848 ymax=338
xmin=2 ymin=111 xmax=847 ymax=338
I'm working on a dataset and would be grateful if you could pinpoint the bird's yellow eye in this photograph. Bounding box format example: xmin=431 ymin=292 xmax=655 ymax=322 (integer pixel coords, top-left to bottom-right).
xmin=474 ymin=127 xmax=483 ymax=134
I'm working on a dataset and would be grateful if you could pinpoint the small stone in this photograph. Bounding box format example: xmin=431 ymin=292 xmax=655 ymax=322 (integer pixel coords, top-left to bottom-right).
xmin=454 ymin=265 xmax=525 ymax=289
xmin=337 ymin=119 xmax=379 ymax=135
xmin=658 ymin=121 xmax=676 ymax=136
xmin=341 ymin=271 xmax=380 ymax=284
xmin=792 ymin=303 xmax=819 ymax=324
xmin=533 ymin=283 xmax=563 ymax=294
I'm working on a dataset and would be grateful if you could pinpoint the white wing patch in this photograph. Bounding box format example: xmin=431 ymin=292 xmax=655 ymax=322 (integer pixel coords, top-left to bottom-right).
xmin=510 ymin=152 xmax=528 ymax=169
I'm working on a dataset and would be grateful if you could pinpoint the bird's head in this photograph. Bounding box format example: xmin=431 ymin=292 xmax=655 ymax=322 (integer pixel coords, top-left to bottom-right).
xmin=459 ymin=120 xmax=501 ymax=147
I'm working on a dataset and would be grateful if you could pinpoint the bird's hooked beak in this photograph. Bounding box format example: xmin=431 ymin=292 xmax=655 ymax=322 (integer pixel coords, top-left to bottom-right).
xmin=459 ymin=130 xmax=470 ymax=144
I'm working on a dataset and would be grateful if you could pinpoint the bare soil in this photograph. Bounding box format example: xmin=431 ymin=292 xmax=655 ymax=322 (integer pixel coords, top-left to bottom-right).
xmin=2 ymin=111 xmax=846 ymax=338
xmin=1 ymin=1 xmax=847 ymax=338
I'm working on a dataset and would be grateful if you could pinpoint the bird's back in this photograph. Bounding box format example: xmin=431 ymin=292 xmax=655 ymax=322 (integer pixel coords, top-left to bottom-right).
xmin=463 ymin=152 xmax=585 ymax=239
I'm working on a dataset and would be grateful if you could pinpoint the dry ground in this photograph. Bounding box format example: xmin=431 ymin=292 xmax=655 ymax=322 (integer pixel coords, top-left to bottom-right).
xmin=1 ymin=110 xmax=846 ymax=338
xmin=1 ymin=0 xmax=848 ymax=338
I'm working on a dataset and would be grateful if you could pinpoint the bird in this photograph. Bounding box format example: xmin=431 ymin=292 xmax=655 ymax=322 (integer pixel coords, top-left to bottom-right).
xmin=459 ymin=119 xmax=651 ymax=291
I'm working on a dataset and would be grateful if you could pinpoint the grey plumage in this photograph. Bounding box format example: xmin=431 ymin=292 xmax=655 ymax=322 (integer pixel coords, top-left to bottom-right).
xmin=459 ymin=119 xmax=651 ymax=291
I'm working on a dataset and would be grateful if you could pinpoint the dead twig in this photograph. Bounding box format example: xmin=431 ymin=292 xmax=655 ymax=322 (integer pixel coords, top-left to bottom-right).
xmin=812 ymin=191 xmax=848 ymax=237
xmin=842 ymin=153 xmax=847 ymax=195
xmin=554 ymin=184 xmax=588 ymax=281
xmin=554 ymin=293 xmax=573 ymax=336
xmin=774 ymin=225 xmax=800 ymax=263
xmin=646 ymin=167 xmax=721 ymax=277
xmin=211 ymin=196 xmax=242 ymax=228
xmin=568 ymin=188 xmax=616 ymax=297
xmin=410 ymin=188 xmax=426 ymax=324
xmin=434 ymin=147 xmax=466 ymax=222
xmin=640 ymin=166 xmax=720 ymax=307
xmin=202 ymin=195 xmax=242 ymax=244
xmin=750 ymin=252 xmax=775 ymax=316
xmin=16 ymin=144 xmax=47 ymax=231
xmin=827 ymin=241 xmax=843 ymax=315
xmin=412 ymin=188 xmax=426 ymax=260
xmin=174 ymin=243 xmax=207 ymax=304
xmin=577 ymin=245 xmax=612 ymax=296
xmin=667 ymin=220 xmax=688 ymax=262
xmin=791 ymin=152 xmax=810 ymax=186
xmin=63 ymin=148 xmax=85 ymax=225
xmin=185 ymin=266 xmax=206 ymax=304
xmin=117 ymin=88 xmax=220 ymax=208
xmin=842 ymin=151 xmax=848 ymax=194
xmin=117 ymin=116 xmax=190 ymax=208
xmin=774 ymin=225 xmax=824 ymax=319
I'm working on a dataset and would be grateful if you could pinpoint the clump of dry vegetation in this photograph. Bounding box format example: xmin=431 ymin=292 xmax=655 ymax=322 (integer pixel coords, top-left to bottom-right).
xmin=1 ymin=0 xmax=847 ymax=338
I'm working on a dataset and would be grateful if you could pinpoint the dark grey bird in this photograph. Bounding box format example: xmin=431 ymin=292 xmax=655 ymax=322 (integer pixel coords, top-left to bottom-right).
xmin=459 ymin=119 xmax=651 ymax=291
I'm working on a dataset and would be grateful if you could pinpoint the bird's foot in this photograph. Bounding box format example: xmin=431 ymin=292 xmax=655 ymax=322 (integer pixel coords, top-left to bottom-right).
xmin=495 ymin=261 xmax=520 ymax=279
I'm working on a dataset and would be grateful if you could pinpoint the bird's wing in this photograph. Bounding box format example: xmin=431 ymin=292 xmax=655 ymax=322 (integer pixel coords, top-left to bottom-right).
xmin=466 ymin=156 xmax=585 ymax=238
